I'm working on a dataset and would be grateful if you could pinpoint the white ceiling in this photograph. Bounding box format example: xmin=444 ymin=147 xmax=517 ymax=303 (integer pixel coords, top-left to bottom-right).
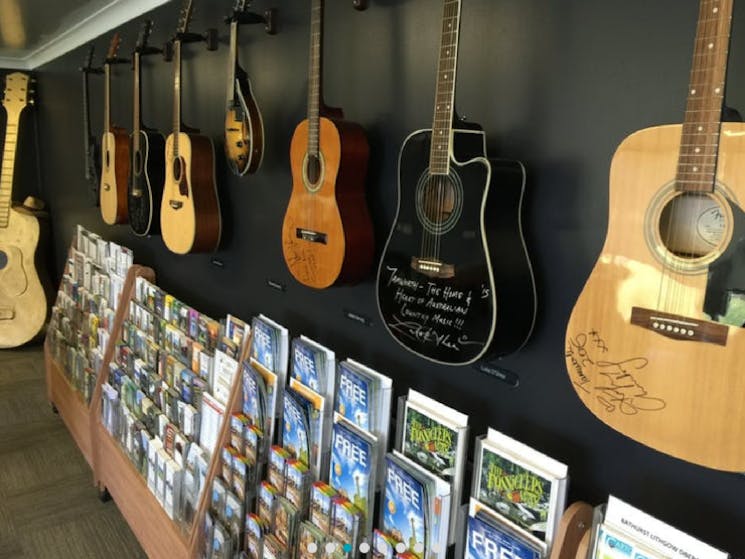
xmin=0 ymin=0 xmax=170 ymax=70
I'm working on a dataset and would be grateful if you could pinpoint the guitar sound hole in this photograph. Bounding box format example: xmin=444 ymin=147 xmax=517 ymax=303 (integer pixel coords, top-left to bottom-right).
xmin=173 ymin=157 xmax=183 ymax=182
xmin=0 ymin=251 xmax=7 ymax=270
xmin=421 ymin=175 xmax=456 ymax=224
xmin=659 ymin=192 xmax=726 ymax=258
xmin=307 ymin=154 xmax=321 ymax=185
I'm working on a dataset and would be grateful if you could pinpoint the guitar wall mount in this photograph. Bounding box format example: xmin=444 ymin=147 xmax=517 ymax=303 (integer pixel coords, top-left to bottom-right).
xmin=163 ymin=25 xmax=219 ymax=62
xmin=225 ymin=4 xmax=278 ymax=35
xmin=353 ymin=0 xmax=368 ymax=11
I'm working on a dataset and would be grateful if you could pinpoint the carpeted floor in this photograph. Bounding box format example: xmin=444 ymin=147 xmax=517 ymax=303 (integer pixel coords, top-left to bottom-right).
xmin=0 ymin=344 xmax=146 ymax=558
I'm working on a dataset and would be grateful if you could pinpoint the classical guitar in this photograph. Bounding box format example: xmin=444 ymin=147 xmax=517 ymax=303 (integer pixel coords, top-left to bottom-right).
xmin=99 ymin=33 xmax=129 ymax=225
xmin=281 ymin=0 xmax=373 ymax=289
xmin=0 ymin=73 xmax=49 ymax=348
xmin=376 ymin=0 xmax=536 ymax=365
xmin=224 ymin=0 xmax=264 ymax=176
xmin=128 ymin=20 xmax=166 ymax=237
xmin=160 ymin=0 xmax=222 ymax=254
xmin=81 ymin=45 xmax=101 ymax=206
xmin=565 ymin=0 xmax=745 ymax=471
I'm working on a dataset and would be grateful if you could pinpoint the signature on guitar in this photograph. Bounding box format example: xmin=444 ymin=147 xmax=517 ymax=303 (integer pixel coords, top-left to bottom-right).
xmin=566 ymin=331 xmax=666 ymax=415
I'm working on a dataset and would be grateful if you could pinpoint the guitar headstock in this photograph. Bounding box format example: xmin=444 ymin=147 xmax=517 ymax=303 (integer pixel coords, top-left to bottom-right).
xmin=105 ymin=32 xmax=122 ymax=62
xmin=233 ymin=0 xmax=248 ymax=14
xmin=135 ymin=20 xmax=153 ymax=52
xmin=3 ymin=72 xmax=33 ymax=113
xmin=176 ymin=0 xmax=194 ymax=35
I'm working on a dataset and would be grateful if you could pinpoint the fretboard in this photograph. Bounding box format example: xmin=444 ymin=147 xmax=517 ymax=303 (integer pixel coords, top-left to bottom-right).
xmin=675 ymin=0 xmax=733 ymax=193
xmin=103 ymin=63 xmax=111 ymax=135
xmin=133 ymin=52 xmax=141 ymax=152
xmin=227 ymin=21 xmax=238 ymax=105
xmin=429 ymin=0 xmax=462 ymax=176
xmin=0 ymin=108 xmax=22 ymax=227
xmin=173 ymin=40 xmax=182 ymax=157
xmin=307 ymin=0 xmax=323 ymax=158
xmin=82 ymin=71 xmax=93 ymax=180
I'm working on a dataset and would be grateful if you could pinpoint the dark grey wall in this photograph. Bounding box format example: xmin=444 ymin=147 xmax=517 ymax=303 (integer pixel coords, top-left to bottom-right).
xmin=22 ymin=0 xmax=745 ymax=554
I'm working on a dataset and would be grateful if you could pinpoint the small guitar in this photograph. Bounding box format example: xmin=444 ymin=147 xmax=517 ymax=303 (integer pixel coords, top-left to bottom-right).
xmin=160 ymin=0 xmax=222 ymax=254
xmin=224 ymin=0 xmax=264 ymax=176
xmin=0 ymin=73 xmax=49 ymax=348
xmin=81 ymin=45 xmax=100 ymax=206
xmin=99 ymin=33 xmax=130 ymax=225
xmin=281 ymin=0 xmax=373 ymax=289
xmin=128 ymin=20 xmax=166 ymax=237
xmin=376 ymin=0 xmax=536 ymax=365
xmin=565 ymin=0 xmax=745 ymax=471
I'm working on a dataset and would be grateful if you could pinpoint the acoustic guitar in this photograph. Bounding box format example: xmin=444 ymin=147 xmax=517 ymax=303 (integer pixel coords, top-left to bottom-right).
xmin=160 ymin=0 xmax=222 ymax=254
xmin=565 ymin=0 xmax=745 ymax=471
xmin=99 ymin=33 xmax=130 ymax=225
xmin=376 ymin=0 xmax=536 ymax=365
xmin=281 ymin=0 xmax=373 ymax=289
xmin=128 ymin=20 xmax=166 ymax=237
xmin=224 ymin=0 xmax=264 ymax=176
xmin=0 ymin=73 xmax=49 ymax=348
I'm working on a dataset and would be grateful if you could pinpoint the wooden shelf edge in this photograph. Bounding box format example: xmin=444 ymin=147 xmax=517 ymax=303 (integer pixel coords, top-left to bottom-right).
xmin=95 ymin=421 xmax=190 ymax=559
xmin=44 ymin=341 xmax=94 ymax=469
xmin=550 ymin=501 xmax=594 ymax=559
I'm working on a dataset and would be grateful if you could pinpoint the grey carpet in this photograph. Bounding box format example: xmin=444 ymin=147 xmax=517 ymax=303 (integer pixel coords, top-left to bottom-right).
xmin=0 ymin=345 xmax=146 ymax=559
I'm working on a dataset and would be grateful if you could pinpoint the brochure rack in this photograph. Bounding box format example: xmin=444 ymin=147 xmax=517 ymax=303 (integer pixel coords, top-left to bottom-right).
xmin=550 ymin=502 xmax=594 ymax=559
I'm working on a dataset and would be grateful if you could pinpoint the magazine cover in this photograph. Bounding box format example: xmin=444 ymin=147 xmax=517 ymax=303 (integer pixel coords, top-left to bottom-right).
xmin=402 ymin=401 xmax=459 ymax=482
xmin=329 ymin=416 xmax=376 ymax=529
xmin=382 ymin=455 xmax=427 ymax=559
xmin=292 ymin=337 xmax=326 ymax=393
xmin=465 ymin=508 xmax=542 ymax=559
xmin=298 ymin=521 xmax=326 ymax=559
xmin=244 ymin=513 xmax=265 ymax=559
xmin=335 ymin=361 xmax=372 ymax=432
xmin=242 ymin=362 xmax=267 ymax=427
xmin=310 ymin=482 xmax=336 ymax=535
xmin=283 ymin=389 xmax=312 ymax=466
xmin=250 ymin=317 xmax=277 ymax=372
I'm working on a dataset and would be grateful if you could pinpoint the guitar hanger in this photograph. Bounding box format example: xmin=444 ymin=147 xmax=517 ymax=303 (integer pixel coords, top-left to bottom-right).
xmin=163 ymin=21 xmax=218 ymax=62
xmin=224 ymin=3 xmax=278 ymax=35
xmin=79 ymin=46 xmax=103 ymax=75
xmin=353 ymin=0 xmax=368 ymax=10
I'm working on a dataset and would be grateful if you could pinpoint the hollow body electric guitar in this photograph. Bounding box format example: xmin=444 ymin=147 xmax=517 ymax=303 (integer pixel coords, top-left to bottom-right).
xmin=224 ymin=0 xmax=264 ymax=176
xmin=376 ymin=0 xmax=536 ymax=365
xmin=99 ymin=33 xmax=129 ymax=225
xmin=565 ymin=0 xmax=745 ymax=471
xmin=281 ymin=0 xmax=373 ymax=289
xmin=128 ymin=21 xmax=165 ymax=237
xmin=0 ymin=73 xmax=49 ymax=348
xmin=161 ymin=0 xmax=222 ymax=254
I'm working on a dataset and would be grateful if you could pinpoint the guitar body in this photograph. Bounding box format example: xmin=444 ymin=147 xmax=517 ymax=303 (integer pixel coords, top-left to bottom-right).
xmin=377 ymin=128 xmax=534 ymax=365
xmin=128 ymin=129 xmax=165 ymax=236
xmin=0 ymin=207 xmax=47 ymax=348
xmin=225 ymin=72 xmax=264 ymax=176
xmin=99 ymin=128 xmax=130 ymax=225
xmin=565 ymin=122 xmax=745 ymax=471
xmin=160 ymin=132 xmax=221 ymax=254
xmin=282 ymin=116 xmax=373 ymax=288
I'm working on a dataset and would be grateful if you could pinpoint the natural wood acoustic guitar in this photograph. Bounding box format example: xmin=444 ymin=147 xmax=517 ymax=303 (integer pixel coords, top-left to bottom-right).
xmin=0 ymin=72 xmax=49 ymax=348
xmin=281 ymin=0 xmax=373 ymax=289
xmin=565 ymin=0 xmax=745 ymax=471
xmin=99 ymin=33 xmax=130 ymax=225
xmin=160 ymin=0 xmax=222 ymax=254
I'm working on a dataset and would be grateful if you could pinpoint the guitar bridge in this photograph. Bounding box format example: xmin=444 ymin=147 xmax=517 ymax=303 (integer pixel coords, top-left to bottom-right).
xmin=411 ymin=257 xmax=455 ymax=279
xmin=169 ymin=200 xmax=183 ymax=210
xmin=296 ymin=228 xmax=327 ymax=244
xmin=630 ymin=306 xmax=728 ymax=346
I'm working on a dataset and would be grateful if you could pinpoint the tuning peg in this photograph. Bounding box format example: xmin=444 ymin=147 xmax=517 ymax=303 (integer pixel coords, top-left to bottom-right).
xmin=28 ymin=99 xmax=35 ymax=105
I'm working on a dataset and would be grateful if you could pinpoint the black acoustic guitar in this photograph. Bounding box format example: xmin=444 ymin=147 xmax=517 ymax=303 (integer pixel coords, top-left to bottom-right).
xmin=128 ymin=20 xmax=166 ymax=236
xmin=81 ymin=45 xmax=100 ymax=206
xmin=376 ymin=0 xmax=536 ymax=365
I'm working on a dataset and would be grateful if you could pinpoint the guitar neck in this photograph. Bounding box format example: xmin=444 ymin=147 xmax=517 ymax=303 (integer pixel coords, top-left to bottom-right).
xmin=428 ymin=0 xmax=462 ymax=176
xmin=0 ymin=106 xmax=22 ymax=227
xmin=307 ymin=0 xmax=324 ymax=158
xmin=173 ymin=40 xmax=182 ymax=155
xmin=133 ymin=52 xmax=142 ymax=149
xmin=82 ymin=71 xmax=93 ymax=179
xmin=675 ymin=0 xmax=733 ymax=194
xmin=103 ymin=63 xmax=111 ymax=135
xmin=226 ymin=21 xmax=238 ymax=105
